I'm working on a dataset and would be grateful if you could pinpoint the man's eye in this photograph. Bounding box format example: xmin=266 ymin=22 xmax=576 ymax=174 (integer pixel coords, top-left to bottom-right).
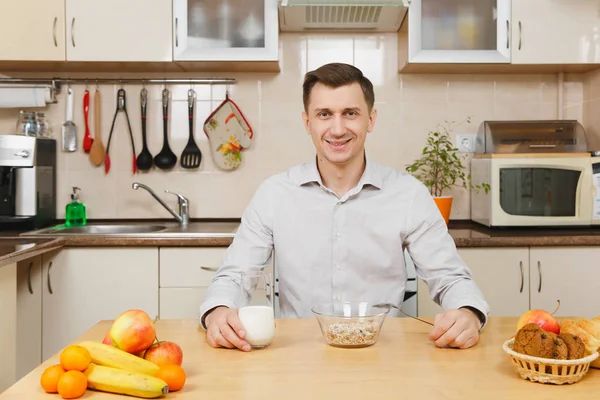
xmin=318 ymin=112 xmax=329 ymax=117
xmin=346 ymin=111 xmax=357 ymax=116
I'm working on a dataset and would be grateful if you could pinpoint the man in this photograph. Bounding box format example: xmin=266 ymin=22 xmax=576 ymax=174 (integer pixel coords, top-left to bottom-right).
xmin=199 ymin=62 xmax=490 ymax=352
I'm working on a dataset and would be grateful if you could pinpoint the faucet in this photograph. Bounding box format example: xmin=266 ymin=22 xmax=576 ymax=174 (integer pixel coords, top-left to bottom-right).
xmin=132 ymin=182 xmax=190 ymax=226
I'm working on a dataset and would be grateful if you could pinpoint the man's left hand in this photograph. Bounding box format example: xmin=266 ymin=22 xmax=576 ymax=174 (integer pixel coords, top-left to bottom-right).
xmin=428 ymin=308 xmax=482 ymax=349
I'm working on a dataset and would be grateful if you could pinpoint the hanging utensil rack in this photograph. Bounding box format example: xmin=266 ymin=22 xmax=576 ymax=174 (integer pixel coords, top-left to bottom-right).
xmin=0 ymin=77 xmax=236 ymax=100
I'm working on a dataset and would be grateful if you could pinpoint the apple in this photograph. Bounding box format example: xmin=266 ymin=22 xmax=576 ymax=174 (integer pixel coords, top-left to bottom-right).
xmin=102 ymin=332 xmax=112 ymax=346
xmin=109 ymin=309 xmax=156 ymax=354
xmin=143 ymin=341 xmax=183 ymax=367
xmin=516 ymin=300 xmax=561 ymax=334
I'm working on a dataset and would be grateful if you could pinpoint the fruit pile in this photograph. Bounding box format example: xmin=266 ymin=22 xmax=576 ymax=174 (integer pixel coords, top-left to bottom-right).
xmin=40 ymin=309 xmax=186 ymax=399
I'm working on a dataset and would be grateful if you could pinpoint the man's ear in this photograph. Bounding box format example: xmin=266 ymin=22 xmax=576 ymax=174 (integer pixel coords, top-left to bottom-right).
xmin=302 ymin=111 xmax=310 ymax=135
xmin=367 ymin=108 xmax=378 ymax=133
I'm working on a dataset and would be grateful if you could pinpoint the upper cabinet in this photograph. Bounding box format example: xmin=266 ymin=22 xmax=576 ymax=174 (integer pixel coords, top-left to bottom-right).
xmin=0 ymin=0 xmax=65 ymax=61
xmin=65 ymin=0 xmax=172 ymax=62
xmin=406 ymin=0 xmax=511 ymax=64
xmin=511 ymin=0 xmax=600 ymax=64
xmin=173 ymin=0 xmax=279 ymax=62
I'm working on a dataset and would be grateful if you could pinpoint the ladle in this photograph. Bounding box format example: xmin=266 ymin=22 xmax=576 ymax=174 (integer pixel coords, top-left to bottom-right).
xmin=153 ymin=88 xmax=177 ymax=170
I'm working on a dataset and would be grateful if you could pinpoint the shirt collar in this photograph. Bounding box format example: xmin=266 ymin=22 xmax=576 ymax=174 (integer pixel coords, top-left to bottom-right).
xmin=296 ymin=153 xmax=383 ymax=190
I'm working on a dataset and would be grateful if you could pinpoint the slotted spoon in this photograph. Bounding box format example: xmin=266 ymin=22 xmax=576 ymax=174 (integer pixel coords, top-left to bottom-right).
xmin=180 ymin=89 xmax=202 ymax=169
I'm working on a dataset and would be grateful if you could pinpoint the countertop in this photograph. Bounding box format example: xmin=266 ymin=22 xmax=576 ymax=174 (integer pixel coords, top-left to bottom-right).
xmin=0 ymin=317 xmax=598 ymax=399
xmin=2 ymin=220 xmax=600 ymax=268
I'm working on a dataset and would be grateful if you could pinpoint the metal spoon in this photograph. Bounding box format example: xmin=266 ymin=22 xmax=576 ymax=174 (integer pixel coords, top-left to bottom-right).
xmin=373 ymin=303 xmax=434 ymax=326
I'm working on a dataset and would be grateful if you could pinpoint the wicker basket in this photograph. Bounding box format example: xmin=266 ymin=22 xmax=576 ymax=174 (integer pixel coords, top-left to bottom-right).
xmin=503 ymin=338 xmax=599 ymax=385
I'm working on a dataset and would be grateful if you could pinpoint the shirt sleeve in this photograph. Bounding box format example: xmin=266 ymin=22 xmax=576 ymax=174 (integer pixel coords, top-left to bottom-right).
xmin=198 ymin=180 xmax=275 ymax=329
xmin=403 ymin=180 xmax=491 ymax=328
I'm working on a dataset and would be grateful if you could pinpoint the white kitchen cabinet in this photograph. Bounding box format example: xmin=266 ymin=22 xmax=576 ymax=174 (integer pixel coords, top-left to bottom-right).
xmin=65 ymin=0 xmax=172 ymax=62
xmin=407 ymin=0 xmax=511 ymax=64
xmin=511 ymin=0 xmax=600 ymax=64
xmin=16 ymin=257 xmax=43 ymax=380
xmin=159 ymin=247 xmax=274 ymax=319
xmin=41 ymin=248 xmax=159 ymax=361
xmin=530 ymin=247 xmax=600 ymax=318
xmin=0 ymin=0 xmax=65 ymax=61
xmin=173 ymin=0 xmax=279 ymax=62
xmin=0 ymin=263 xmax=17 ymax=393
xmin=418 ymin=247 xmax=530 ymax=318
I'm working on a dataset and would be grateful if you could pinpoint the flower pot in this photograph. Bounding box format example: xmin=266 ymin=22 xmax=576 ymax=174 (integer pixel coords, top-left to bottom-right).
xmin=433 ymin=196 xmax=453 ymax=225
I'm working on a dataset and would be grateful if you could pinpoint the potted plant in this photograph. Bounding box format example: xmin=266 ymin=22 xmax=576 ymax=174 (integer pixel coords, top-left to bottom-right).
xmin=405 ymin=117 xmax=490 ymax=224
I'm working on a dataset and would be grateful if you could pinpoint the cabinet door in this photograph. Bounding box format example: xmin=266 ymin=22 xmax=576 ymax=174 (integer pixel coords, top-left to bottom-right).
xmin=0 ymin=263 xmax=17 ymax=393
xmin=530 ymin=247 xmax=600 ymax=318
xmin=0 ymin=0 xmax=65 ymax=61
xmin=41 ymin=248 xmax=159 ymax=361
xmin=512 ymin=0 xmax=600 ymax=64
xmin=173 ymin=0 xmax=278 ymax=61
xmin=16 ymin=257 xmax=43 ymax=380
xmin=160 ymin=288 xmax=207 ymax=319
xmin=65 ymin=0 xmax=172 ymax=62
xmin=408 ymin=0 xmax=511 ymax=63
xmin=418 ymin=247 xmax=530 ymax=317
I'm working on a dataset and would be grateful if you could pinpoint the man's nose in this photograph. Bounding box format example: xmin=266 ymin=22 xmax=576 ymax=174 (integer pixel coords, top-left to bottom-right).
xmin=330 ymin=116 xmax=345 ymax=135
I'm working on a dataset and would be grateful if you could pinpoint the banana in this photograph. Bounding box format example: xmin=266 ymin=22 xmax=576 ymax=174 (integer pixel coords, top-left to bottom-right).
xmin=84 ymin=363 xmax=169 ymax=399
xmin=78 ymin=341 xmax=160 ymax=376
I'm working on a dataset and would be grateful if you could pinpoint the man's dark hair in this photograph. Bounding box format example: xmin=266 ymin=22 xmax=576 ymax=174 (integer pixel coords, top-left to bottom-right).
xmin=302 ymin=63 xmax=375 ymax=112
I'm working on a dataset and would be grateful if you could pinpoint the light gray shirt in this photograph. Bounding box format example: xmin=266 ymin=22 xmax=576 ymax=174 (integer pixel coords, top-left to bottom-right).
xmin=199 ymin=156 xmax=490 ymax=328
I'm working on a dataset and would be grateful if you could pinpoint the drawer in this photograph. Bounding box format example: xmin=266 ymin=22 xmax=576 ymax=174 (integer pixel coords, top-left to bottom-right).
xmin=159 ymin=247 xmax=226 ymax=288
xmin=159 ymin=287 xmax=269 ymax=320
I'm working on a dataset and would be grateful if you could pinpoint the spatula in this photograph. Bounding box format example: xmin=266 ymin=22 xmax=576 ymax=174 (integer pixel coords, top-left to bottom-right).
xmin=89 ymin=89 xmax=105 ymax=166
xmin=61 ymin=87 xmax=77 ymax=152
xmin=180 ymin=89 xmax=202 ymax=169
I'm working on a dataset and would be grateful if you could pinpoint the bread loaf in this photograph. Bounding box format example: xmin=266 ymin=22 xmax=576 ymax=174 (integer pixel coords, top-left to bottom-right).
xmin=560 ymin=318 xmax=600 ymax=368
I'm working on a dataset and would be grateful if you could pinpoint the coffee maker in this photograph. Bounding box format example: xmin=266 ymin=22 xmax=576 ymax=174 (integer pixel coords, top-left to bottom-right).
xmin=0 ymin=135 xmax=57 ymax=231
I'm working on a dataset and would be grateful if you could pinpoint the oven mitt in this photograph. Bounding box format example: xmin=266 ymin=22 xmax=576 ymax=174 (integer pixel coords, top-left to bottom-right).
xmin=203 ymin=95 xmax=253 ymax=170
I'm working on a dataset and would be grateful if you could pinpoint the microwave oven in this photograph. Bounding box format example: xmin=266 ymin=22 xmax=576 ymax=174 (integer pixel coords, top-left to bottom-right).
xmin=471 ymin=155 xmax=600 ymax=227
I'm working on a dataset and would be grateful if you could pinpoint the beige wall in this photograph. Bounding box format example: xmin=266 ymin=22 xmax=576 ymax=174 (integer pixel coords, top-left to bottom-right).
xmin=0 ymin=33 xmax=589 ymax=220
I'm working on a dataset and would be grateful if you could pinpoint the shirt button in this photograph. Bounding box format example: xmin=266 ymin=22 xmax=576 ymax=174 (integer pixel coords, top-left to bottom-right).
xmin=335 ymin=264 xmax=341 ymax=270
xmin=335 ymin=232 xmax=341 ymax=239
xmin=336 ymin=294 xmax=342 ymax=301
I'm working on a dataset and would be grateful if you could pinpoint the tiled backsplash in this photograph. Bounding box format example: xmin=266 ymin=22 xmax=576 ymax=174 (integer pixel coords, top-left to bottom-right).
xmin=0 ymin=33 xmax=594 ymax=220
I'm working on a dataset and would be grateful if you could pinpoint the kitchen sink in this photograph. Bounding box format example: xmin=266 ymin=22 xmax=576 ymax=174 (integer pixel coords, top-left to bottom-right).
xmin=22 ymin=222 xmax=239 ymax=238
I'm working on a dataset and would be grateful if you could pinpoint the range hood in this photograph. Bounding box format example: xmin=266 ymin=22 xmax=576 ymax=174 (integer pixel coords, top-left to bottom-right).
xmin=278 ymin=0 xmax=411 ymax=32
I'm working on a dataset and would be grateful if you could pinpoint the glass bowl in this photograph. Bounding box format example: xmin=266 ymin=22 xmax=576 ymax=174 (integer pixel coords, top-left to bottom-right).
xmin=311 ymin=302 xmax=389 ymax=348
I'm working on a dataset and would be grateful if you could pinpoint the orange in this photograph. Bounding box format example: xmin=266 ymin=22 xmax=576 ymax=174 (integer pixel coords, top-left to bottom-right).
xmin=60 ymin=345 xmax=91 ymax=372
xmin=57 ymin=370 xmax=87 ymax=399
xmin=155 ymin=364 xmax=186 ymax=392
xmin=40 ymin=364 xmax=66 ymax=393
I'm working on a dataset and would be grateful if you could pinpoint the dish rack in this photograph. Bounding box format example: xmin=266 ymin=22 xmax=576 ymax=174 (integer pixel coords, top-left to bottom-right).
xmin=503 ymin=338 xmax=599 ymax=385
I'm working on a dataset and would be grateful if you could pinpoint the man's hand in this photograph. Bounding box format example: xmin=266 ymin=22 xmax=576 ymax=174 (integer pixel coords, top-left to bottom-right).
xmin=428 ymin=308 xmax=482 ymax=349
xmin=205 ymin=306 xmax=252 ymax=352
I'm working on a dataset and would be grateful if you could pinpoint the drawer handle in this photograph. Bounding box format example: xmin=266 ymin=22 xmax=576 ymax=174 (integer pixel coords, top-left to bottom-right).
xmin=52 ymin=17 xmax=58 ymax=47
xmin=537 ymin=261 xmax=542 ymax=293
xmin=28 ymin=262 xmax=34 ymax=294
xmin=71 ymin=18 xmax=75 ymax=47
xmin=201 ymin=266 xmax=218 ymax=272
xmin=506 ymin=20 xmax=509 ymax=49
xmin=175 ymin=17 xmax=179 ymax=47
xmin=519 ymin=261 xmax=524 ymax=293
xmin=47 ymin=261 xmax=53 ymax=294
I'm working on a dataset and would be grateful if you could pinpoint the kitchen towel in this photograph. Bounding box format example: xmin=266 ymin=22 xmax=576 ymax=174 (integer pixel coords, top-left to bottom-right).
xmin=0 ymin=86 xmax=53 ymax=108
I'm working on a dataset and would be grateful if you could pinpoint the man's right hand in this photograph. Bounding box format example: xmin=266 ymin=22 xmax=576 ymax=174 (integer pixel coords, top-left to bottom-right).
xmin=205 ymin=306 xmax=252 ymax=352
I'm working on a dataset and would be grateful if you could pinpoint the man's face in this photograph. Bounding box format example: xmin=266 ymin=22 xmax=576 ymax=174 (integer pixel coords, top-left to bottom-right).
xmin=302 ymin=82 xmax=377 ymax=166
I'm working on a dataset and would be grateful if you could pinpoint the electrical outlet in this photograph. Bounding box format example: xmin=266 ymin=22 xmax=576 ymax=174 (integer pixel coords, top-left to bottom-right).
xmin=456 ymin=134 xmax=476 ymax=152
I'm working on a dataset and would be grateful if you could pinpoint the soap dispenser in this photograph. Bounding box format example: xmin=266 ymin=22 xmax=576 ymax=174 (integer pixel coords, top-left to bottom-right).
xmin=65 ymin=187 xmax=87 ymax=227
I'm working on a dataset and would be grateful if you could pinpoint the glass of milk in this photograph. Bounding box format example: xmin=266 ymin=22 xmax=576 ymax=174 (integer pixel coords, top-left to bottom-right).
xmin=237 ymin=271 xmax=275 ymax=349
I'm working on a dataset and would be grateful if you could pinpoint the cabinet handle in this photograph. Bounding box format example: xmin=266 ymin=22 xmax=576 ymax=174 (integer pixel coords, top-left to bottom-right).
xmin=201 ymin=266 xmax=218 ymax=272
xmin=175 ymin=18 xmax=179 ymax=47
xmin=47 ymin=261 xmax=53 ymax=295
xmin=27 ymin=262 xmax=34 ymax=294
xmin=506 ymin=20 xmax=509 ymax=49
xmin=519 ymin=261 xmax=524 ymax=293
xmin=518 ymin=21 xmax=522 ymax=50
xmin=537 ymin=261 xmax=542 ymax=293
xmin=71 ymin=18 xmax=76 ymax=47
xmin=52 ymin=17 xmax=58 ymax=47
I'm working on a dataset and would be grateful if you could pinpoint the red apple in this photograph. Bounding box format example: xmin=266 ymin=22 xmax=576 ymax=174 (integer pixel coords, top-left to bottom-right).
xmin=516 ymin=300 xmax=561 ymax=334
xmin=109 ymin=309 xmax=156 ymax=354
xmin=102 ymin=332 xmax=112 ymax=346
xmin=143 ymin=341 xmax=183 ymax=367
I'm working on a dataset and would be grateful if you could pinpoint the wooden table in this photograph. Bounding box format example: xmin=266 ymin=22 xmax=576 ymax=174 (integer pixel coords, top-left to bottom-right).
xmin=1 ymin=317 xmax=599 ymax=399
